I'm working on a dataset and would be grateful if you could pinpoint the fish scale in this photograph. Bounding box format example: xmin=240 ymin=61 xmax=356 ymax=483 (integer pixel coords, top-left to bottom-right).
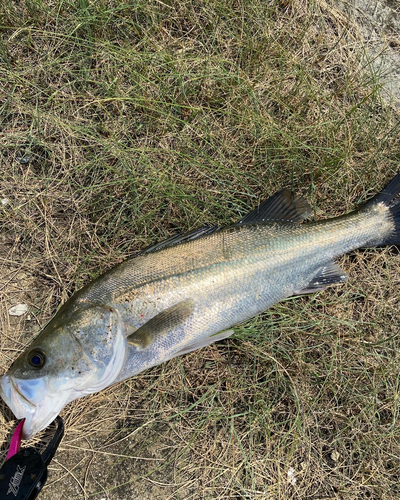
xmin=114 ymin=201 xmax=397 ymax=381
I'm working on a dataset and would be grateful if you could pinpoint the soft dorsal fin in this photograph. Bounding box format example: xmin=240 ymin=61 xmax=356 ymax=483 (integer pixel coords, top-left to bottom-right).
xmin=139 ymin=225 xmax=219 ymax=254
xmin=294 ymin=261 xmax=348 ymax=295
xmin=139 ymin=189 xmax=311 ymax=255
xmin=127 ymin=299 xmax=195 ymax=350
xmin=236 ymin=188 xmax=312 ymax=225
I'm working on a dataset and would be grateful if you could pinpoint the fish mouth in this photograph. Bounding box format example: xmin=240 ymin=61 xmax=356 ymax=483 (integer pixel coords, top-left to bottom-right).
xmin=0 ymin=374 xmax=34 ymax=418
xmin=0 ymin=374 xmax=67 ymax=439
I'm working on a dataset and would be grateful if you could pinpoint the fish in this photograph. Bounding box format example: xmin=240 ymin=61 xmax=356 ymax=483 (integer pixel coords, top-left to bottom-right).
xmin=1 ymin=174 xmax=399 ymax=439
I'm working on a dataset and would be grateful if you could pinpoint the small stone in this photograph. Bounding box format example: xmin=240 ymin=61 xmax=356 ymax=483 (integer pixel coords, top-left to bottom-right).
xmin=17 ymin=155 xmax=31 ymax=164
xmin=287 ymin=467 xmax=297 ymax=485
xmin=9 ymin=304 xmax=28 ymax=316
xmin=331 ymin=450 xmax=340 ymax=462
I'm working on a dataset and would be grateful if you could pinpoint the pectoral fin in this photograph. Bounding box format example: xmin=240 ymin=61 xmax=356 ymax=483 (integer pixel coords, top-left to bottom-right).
xmin=127 ymin=299 xmax=195 ymax=349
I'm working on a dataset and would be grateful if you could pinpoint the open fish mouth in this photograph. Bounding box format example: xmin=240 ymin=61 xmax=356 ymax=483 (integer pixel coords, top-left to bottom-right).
xmin=0 ymin=374 xmax=34 ymax=418
xmin=0 ymin=374 xmax=66 ymax=439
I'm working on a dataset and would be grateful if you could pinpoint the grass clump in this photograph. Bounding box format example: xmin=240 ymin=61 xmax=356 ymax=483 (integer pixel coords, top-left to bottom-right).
xmin=0 ymin=0 xmax=399 ymax=498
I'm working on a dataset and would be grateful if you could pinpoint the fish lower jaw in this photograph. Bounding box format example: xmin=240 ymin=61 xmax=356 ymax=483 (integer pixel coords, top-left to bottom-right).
xmin=0 ymin=375 xmax=30 ymax=419
xmin=21 ymin=407 xmax=61 ymax=440
xmin=0 ymin=374 xmax=69 ymax=439
xmin=18 ymin=396 xmax=68 ymax=440
xmin=0 ymin=375 xmax=33 ymax=438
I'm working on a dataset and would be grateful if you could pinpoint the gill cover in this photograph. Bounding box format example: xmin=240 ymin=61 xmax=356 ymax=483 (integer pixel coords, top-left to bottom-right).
xmin=0 ymin=304 xmax=126 ymax=439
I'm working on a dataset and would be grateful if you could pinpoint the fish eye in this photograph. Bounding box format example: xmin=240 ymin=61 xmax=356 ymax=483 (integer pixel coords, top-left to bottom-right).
xmin=28 ymin=349 xmax=46 ymax=368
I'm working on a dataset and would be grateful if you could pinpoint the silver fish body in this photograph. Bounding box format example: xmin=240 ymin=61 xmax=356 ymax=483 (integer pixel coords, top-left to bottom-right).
xmin=110 ymin=206 xmax=392 ymax=382
xmin=1 ymin=175 xmax=399 ymax=438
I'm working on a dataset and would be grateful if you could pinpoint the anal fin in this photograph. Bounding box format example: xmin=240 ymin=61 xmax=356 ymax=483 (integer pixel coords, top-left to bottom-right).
xmin=295 ymin=261 xmax=348 ymax=295
xmin=173 ymin=329 xmax=234 ymax=358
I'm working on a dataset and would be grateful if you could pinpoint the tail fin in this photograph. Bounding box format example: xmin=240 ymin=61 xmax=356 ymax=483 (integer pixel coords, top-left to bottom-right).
xmin=366 ymin=172 xmax=400 ymax=245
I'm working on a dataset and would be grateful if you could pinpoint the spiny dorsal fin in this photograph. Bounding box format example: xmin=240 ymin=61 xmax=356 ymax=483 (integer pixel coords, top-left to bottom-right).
xmin=139 ymin=225 xmax=219 ymax=255
xmin=236 ymin=188 xmax=312 ymax=225
xmin=295 ymin=261 xmax=348 ymax=295
xmin=127 ymin=299 xmax=195 ymax=349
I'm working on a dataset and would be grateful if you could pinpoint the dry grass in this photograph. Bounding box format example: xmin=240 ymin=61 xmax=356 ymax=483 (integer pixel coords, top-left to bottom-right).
xmin=0 ymin=0 xmax=399 ymax=498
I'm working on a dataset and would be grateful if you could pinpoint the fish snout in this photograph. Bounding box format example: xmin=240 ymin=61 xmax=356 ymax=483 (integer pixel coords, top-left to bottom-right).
xmin=0 ymin=374 xmax=61 ymax=439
